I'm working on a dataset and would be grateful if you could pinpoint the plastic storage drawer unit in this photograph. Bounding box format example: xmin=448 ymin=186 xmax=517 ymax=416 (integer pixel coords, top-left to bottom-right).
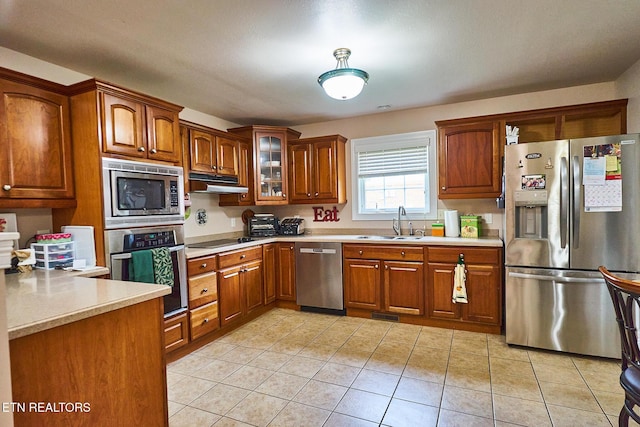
xmin=31 ymin=242 xmax=75 ymax=269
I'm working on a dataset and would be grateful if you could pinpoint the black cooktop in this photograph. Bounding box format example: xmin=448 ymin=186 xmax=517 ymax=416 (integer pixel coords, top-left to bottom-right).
xmin=188 ymin=237 xmax=253 ymax=249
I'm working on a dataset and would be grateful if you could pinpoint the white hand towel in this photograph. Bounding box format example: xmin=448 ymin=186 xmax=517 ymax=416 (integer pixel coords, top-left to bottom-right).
xmin=452 ymin=263 xmax=468 ymax=303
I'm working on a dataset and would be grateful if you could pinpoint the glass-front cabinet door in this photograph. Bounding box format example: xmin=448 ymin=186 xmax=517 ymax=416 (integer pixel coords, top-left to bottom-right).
xmin=256 ymin=131 xmax=288 ymax=203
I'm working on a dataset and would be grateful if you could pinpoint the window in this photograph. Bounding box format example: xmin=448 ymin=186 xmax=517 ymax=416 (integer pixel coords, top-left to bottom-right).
xmin=351 ymin=130 xmax=437 ymax=220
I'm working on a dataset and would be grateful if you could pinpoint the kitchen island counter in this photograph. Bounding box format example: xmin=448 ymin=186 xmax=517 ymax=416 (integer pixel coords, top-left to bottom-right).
xmin=5 ymin=267 xmax=170 ymax=339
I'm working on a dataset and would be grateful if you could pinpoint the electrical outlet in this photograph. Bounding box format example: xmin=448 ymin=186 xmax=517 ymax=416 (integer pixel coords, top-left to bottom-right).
xmin=231 ymin=218 xmax=236 ymax=227
xmin=437 ymin=209 xmax=445 ymax=220
xmin=484 ymin=213 xmax=493 ymax=224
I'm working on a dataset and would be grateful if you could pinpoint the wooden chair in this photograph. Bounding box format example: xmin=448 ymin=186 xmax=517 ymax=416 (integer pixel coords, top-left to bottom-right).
xmin=599 ymin=266 xmax=640 ymax=426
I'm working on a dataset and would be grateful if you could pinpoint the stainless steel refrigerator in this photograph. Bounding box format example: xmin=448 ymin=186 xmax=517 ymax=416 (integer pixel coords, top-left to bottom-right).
xmin=505 ymin=134 xmax=640 ymax=358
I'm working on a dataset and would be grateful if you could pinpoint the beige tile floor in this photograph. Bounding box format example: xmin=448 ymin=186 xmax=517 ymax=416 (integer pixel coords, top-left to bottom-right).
xmin=167 ymin=308 xmax=633 ymax=427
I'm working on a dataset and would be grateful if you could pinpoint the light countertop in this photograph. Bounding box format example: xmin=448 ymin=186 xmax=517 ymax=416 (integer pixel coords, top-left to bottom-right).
xmin=186 ymin=234 xmax=503 ymax=258
xmin=5 ymin=267 xmax=171 ymax=340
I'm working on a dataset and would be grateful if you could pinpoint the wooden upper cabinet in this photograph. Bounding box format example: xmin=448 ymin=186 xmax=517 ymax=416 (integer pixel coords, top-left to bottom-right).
xmin=98 ymin=84 xmax=182 ymax=163
xmin=184 ymin=123 xmax=238 ymax=177
xmin=437 ymin=120 xmax=501 ymax=199
xmin=189 ymin=129 xmax=215 ymax=173
xmin=500 ymin=99 xmax=628 ymax=144
xmin=0 ymin=72 xmax=74 ymax=206
xmin=288 ymin=135 xmax=347 ymax=204
xmin=227 ymin=125 xmax=301 ymax=205
xmin=146 ymin=104 xmax=181 ymax=162
xmin=437 ymin=99 xmax=627 ymax=199
xmin=101 ymin=92 xmax=146 ymax=158
xmin=215 ymin=135 xmax=240 ymax=176
xmin=219 ymin=138 xmax=254 ymax=206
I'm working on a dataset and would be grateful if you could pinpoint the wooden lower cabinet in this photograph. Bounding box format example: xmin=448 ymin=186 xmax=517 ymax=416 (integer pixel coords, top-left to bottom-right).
xmin=218 ymin=247 xmax=263 ymax=327
xmin=186 ymin=254 xmax=219 ymax=342
xmin=218 ymin=265 xmax=244 ymax=326
xmin=384 ymin=261 xmax=424 ymax=316
xmin=164 ymin=311 xmax=189 ymax=353
xmin=343 ymin=245 xmax=424 ymax=316
xmin=344 ymin=259 xmax=381 ymax=310
xmin=276 ymin=243 xmax=296 ymax=301
xmin=426 ymin=246 xmax=503 ymax=328
xmin=263 ymin=243 xmax=276 ymax=304
xmin=190 ymin=301 xmax=219 ymax=340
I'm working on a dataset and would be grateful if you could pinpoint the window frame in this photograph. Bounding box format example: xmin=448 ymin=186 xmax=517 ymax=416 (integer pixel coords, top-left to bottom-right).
xmin=350 ymin=130 xmax=437 ymax=221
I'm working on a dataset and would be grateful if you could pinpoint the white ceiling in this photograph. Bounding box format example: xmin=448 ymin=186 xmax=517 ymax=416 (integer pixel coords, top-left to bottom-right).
xmin=2 ymin=0 xmax=640 ymax=126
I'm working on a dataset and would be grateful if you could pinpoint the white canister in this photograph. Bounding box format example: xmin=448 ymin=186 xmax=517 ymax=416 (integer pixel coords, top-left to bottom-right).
xmin=444 ymin=210 xmax=460 ymax=237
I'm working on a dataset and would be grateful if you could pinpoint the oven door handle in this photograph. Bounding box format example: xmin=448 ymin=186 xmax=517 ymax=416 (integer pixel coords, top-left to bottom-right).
xmin=111 ymin=244 xmax=185 ymax=260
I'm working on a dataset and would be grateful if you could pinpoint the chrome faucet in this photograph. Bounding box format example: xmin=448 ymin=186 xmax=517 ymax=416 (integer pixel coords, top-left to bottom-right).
xmin=393 ymin=205 xmax=406 ymax=235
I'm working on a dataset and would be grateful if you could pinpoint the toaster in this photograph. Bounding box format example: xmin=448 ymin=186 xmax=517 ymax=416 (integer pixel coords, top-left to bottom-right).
xmin=249 ymin=213 xmax=279 ymax=237
xmin=279 ymin=217 xmax=305 ymax=235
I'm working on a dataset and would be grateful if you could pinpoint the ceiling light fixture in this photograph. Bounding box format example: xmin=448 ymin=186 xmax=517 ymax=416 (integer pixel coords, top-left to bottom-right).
xmin=318 ymin=48 xmax=369 ymax=100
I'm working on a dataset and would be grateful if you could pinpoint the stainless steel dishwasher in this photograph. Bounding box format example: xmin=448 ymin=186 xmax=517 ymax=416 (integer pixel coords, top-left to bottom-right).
xmin=295 ymin=242 xmax=345 ymax=314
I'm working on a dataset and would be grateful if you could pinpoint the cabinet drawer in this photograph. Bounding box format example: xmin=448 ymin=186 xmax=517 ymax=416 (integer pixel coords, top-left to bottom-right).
xmin=188 ymin=271 xmax=217 ymax=308
xmin=343 ymin=245 xmax=423 ymax=261
xmin=218 ymin=246 xmax=262 ymax=269
xmin=187 ymin=254 xmax=217 ymax=276
xmin=426 ymin=246 xmax=501 ymax=265
xmin=189 ymin=301 xmax=219 ymax=340
xmin=164 ymin=312 xmax=188 ymax=353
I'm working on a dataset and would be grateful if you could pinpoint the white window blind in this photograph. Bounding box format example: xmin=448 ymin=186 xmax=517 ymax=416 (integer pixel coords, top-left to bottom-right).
xmin=357 ymin=146 xmax=428 ymax=177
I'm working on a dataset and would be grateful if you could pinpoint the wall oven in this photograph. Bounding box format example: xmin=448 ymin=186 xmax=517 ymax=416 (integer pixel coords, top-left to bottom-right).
xmin=102 ymin=157 xmax=185 ymax=229
xmin=105 ymin=224 xmax=187 ymax=317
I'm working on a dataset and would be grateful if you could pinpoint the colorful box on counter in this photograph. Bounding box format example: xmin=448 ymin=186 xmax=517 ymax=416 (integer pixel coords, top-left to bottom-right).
xmin=460 ymin=215 xmax=481 ymax=238
xmin=431 ymin=222 xmax=445 ymax=237
xmin=35 ymin=233 xmax=72 ymax=244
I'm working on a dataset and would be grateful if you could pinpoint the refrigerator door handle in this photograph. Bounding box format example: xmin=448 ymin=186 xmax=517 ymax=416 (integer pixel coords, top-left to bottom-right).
xmin=560 ymin=157 xmax=569 ymax=249
xmin=508 ymin=271 xmax=603 ymax=284
xmin=572 ymin=155 xmax=581 ymax=249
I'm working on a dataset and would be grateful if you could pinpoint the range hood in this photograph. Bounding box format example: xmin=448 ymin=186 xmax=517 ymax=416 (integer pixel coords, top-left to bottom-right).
xmin=189 ymin=172 xmax=248 ymax=194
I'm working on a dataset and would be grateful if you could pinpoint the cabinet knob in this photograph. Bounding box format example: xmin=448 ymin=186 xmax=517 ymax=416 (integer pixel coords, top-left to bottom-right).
xmin=290 ymin=246 xmax=294 ymax=250
xmin=240 ymin=254 xmax=246 ymax=259
xmin=385 ymin=265 xmax=389 ymax=270
xmin=314 ymin=192 xmax=319 ymax=197
xmin=212 ymin=165 xmax=217 ymax=170
xmin=203 ymin=318 xmax=209 ymax=324
xmin=150 ymin=148 xmax=157 ymax=154
xmin=358 ymin=250 xmax=363 ymax=255
xmin=374 ymin=265 xmax=379 ymax=269
xmin=201 ymin=288 xmax=208 ymax=294
xmin=282 ymin=193 xmax=287 ymax=199
xmin=2 ymin=185 xmax=10 ymax=191
xmin=441 ymin=186 xmax=446 ymax=190
xmin=200 ymin=263 xmax=207 ymax=268
xmin=401 ymin=251 xmax=406 ymax=256
xmin=307 ymin=193 xmax=311 ymax=197
xmin=241 ymin=194 xmax=247 ymax=199
xmin=138 ymin=146 xmax=146 ymax=152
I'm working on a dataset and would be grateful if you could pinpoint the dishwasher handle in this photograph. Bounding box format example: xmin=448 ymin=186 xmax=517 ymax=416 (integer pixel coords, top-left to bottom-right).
xmin=299 ymin=248 xmax=337 ymax=255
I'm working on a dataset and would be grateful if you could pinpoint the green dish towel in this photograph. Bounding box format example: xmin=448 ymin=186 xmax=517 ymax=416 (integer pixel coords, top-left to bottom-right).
xmin=129 ymin=250 xmax=154 ymax=283
xmin=151 ymin=247 xmax=174 ymax=287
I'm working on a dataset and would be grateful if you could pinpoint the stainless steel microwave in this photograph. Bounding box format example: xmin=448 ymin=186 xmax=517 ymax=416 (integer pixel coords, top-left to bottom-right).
xmin=102 ymin=158 xmax=185 ymax=229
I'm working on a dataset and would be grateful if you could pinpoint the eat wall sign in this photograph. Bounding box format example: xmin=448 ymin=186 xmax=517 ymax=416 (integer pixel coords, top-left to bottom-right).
xmin=312 ymin=206 xmax=340 ymax=222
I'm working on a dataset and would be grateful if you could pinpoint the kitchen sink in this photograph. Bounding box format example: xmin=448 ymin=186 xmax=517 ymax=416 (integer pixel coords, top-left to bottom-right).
xmin=356 ymin=235 xmax=423 ymax=240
